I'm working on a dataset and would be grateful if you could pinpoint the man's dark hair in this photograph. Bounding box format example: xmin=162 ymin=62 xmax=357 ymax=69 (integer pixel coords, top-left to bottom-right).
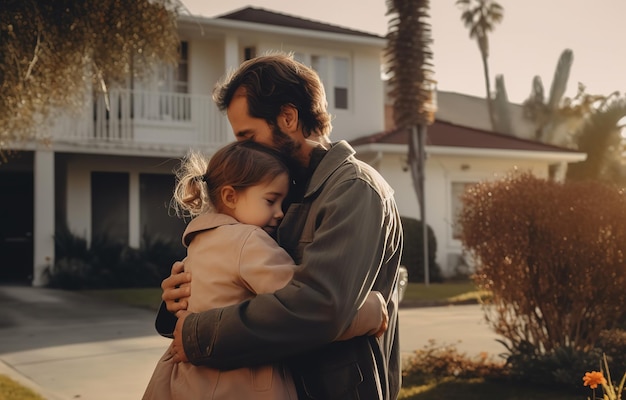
xmin=213 ymin=52 xmax=332 ymax=138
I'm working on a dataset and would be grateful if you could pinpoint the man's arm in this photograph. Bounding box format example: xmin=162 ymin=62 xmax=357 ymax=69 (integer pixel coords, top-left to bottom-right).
xmin=181 ymin=178 xmax=395 ymax=369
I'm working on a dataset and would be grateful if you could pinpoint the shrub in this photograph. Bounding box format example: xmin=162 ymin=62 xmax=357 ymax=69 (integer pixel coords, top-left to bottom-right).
xmin=501 ymin=341 xmax=603 ymax=392
xmin=598 ymin=329 xmax=626 ymax=380
xmin=46 ymin=225 xmax=185 ymax=289
xmin=402 ymin=340 xmax=507 ymax=387
xmin=400 ymin=217 xmax=443 ymax=283
xmin=458 ymin=172 xmax=626 ymax=386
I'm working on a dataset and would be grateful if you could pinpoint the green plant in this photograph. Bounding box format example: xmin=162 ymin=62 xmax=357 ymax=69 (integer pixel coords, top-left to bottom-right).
xmin=46 ymin=225 xmax=185 ymax=289
xmin=458 ymin=172 xmax=626 ymax=387
xmin=402 ymin=340 xmax=507 ymax=387
xmin=583 ymin=354 xmax=626 ymax=400
xmin=400 ymin=217 xmax=443 ymax=283
xmin=598 ymin=330 xmax=626 ymax=380
xmin=502 ymin=342 xmax=603 ymax=392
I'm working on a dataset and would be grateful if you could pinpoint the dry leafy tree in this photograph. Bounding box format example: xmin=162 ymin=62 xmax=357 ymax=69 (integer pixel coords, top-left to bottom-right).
xmin=0 ymin=0 xmax=182 ymax=159
xmin=459 ymin=172 xmax=626 ymax=357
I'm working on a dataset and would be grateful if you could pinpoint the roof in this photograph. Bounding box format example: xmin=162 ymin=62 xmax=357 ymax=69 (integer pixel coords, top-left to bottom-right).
xmin=216 ymin=7 xmax=383 ymax=39
xmin=351 ymin=120 xmax=580 ymax=154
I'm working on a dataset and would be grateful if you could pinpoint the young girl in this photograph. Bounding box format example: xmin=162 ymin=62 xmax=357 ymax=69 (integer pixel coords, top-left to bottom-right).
xmin=143 ymin=140 xmax=386 ymax=400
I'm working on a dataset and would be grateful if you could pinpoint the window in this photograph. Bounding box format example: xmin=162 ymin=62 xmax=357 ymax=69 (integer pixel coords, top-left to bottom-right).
xmin=301 ymin=52 xmax=351 ymax=111
xmin=158 ymin=41 xmax=189 ymax=94
xmin=92 ymin=172 xmax=129 ymax=244
xmin=333 ymin=57 xmax=349 ymax=109
xmin=139 ymin=173 xmax=186 ymax=245
xmin=450 ymin=181 xmax=476 ymax=240
xmin=244 ymin=46 xmax=257 ymax=61
xmin=310 ymin=55 xmax=328 ymax=84
xmin=151 ymin=41 xmax=190 ymax=121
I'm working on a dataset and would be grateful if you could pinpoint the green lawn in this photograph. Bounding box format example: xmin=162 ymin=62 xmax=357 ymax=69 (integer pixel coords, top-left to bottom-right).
xmin=0 ymin=375 xmax=45 ymax=400
xmin=402 ymin=281 xmax=488 ymax=305
xmin=399 ymin=378 xmax=583 ymax=400
xmin=79 ymin=281 xmax=488 ymax=311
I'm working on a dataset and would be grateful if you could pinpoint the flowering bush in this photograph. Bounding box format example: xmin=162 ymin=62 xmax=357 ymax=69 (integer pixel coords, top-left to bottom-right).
xmin=584 ymin=354 xmax=626 ymax=400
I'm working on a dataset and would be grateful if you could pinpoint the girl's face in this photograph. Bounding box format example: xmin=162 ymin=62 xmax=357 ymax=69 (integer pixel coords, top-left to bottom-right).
xmin=230 ymin=172 xmax=289 ymax=236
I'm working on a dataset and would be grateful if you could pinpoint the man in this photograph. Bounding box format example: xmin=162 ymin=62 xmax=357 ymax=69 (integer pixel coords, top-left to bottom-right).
xmin=158 ymin=52 xmax=403 ymax=400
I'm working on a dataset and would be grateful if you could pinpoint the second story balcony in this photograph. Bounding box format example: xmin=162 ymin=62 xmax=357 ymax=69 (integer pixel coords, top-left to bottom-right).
xmin=46 ymin=89 xmax=232 ymax=156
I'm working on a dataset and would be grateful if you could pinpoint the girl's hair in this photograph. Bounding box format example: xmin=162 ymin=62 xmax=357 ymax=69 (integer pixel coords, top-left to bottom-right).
xmin=213 ymin=51 xmax=332 ymax=138
xmin=171 ymin=141 xmax=290 ymax=218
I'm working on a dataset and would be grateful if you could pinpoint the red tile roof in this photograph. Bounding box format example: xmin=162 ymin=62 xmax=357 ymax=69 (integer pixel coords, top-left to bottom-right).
xmin=216 ymin=7 xmax=383 ymax=39
xmin=351 ymin=120 xmax=579 ymax=153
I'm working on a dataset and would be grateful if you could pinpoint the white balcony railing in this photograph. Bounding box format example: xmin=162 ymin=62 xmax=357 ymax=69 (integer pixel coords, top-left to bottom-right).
xmin=48 ymin=89 xmax=231 ymax=152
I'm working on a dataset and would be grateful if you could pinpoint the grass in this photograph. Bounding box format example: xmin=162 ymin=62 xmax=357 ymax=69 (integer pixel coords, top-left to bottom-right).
xmin=398 ymin=378 xmax=582 ymax=400
xmin=78 ymin=281 xmax=490 ymax=313
xmin=401 ymin=281 xmax=489 ymax=306
xmin=0 ymin=375 xmax=45 ymax=400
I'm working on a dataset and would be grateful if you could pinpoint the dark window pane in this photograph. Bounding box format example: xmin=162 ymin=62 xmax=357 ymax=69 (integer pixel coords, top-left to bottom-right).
xmin=139 ymin=173 xmax=185 ymax=245
xmin=335 ymin=87 xmax=348 ymax=109
xmin=92 ymin=172 xmax=129 ymax=244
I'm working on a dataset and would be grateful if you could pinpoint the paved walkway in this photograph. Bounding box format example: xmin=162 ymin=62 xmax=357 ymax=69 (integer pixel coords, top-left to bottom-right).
xmin=0 ymin=285 xmax=505 ymax=400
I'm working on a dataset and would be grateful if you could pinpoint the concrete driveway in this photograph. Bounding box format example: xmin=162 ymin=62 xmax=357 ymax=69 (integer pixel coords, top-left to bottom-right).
xmin=0 ymin=285 xmax=505 ymax=400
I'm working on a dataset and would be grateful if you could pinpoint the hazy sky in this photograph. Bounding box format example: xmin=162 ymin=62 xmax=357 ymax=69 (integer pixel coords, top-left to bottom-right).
xmin=181 ymin=0 xmax=626 ymax=105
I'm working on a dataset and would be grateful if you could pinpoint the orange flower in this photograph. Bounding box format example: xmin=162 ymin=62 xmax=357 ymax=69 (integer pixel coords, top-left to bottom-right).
xmin=583 ymin=371 xmax=607 ymax=389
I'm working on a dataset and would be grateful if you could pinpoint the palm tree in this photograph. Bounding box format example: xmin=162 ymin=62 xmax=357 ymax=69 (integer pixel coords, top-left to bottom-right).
xmin=456 ymin=0 xmax=503 ymax=131
xmin=566 ymin=94 xmax=626 ymax=183
xmin=385 ymin=0 xmax=436 ymax=284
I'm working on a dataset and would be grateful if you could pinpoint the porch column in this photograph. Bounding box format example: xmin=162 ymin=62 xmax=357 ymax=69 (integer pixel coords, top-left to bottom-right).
xmin=224 ymin=34 xmax=239 ymax=72
xmin=129 ymin=172 xmax=140 ymax=248
xmin=33 ymin=149 xmax=55 ymax=286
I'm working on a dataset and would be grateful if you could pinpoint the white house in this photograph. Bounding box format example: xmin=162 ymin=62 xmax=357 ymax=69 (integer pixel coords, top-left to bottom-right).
xmin=351 ymin=119 xmax=586 ymax=277
xmin=0 ymin=6 xmax=585 ymax=286
xmin=0 ymin=7 xmax=387 ymax=286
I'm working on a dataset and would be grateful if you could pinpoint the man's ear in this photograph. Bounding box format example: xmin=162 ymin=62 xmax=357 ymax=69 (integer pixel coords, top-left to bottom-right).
xmin=220 ymin=186 xmax=238 ymax=210
xmin=278 ymin=105 xmax=299 ymax=133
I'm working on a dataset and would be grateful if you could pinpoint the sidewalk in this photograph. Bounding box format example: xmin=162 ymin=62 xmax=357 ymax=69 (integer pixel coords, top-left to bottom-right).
xmin=0 ymin=285 xmax=504 ymax=400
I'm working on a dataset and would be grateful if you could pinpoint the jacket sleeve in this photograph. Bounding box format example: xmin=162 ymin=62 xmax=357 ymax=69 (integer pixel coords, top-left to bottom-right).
xmin=335 ymin=291 xmax=386 ymax=341
xmin=183 ymin=178 xmax=391 ymax=368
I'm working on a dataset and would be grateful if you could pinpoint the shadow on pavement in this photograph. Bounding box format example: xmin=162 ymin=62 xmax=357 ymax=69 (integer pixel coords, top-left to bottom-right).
xmin=0 ymin=285 xmax=160 ymax=353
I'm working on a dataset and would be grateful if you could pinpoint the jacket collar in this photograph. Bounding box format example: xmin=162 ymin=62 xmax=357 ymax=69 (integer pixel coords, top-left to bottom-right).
xmin=305 ymin=140 xmax=355 ymax=197
xmin=183 ymin=213 xmax=238 ymax=246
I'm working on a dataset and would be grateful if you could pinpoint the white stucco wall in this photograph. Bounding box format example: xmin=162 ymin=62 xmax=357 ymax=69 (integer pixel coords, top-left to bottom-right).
xmin=366 ymin=151 xmax=552 ymax=277
xmin=239 ymin=36 xmax=385 ymax=142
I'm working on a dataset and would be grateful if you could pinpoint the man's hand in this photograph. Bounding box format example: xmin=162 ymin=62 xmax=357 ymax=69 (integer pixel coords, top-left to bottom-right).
xmin=161 ymin=260 xmax=191 ymax=314
xmin=373 ymin=295 xmax=389 ymax=338
xmin=171 ymin=310 xmax=190 ymax=363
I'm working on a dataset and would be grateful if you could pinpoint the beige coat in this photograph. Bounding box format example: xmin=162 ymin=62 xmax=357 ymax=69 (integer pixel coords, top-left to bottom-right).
xmin=143 ymin=213 xmax=298 ymax=400
xmin=144 ymin=213 xmax=384 ymax=399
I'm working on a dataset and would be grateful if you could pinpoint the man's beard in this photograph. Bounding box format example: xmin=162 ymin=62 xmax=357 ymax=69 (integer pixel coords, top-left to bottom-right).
xmin=271 ymin=124 xmax=301 ymax=167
